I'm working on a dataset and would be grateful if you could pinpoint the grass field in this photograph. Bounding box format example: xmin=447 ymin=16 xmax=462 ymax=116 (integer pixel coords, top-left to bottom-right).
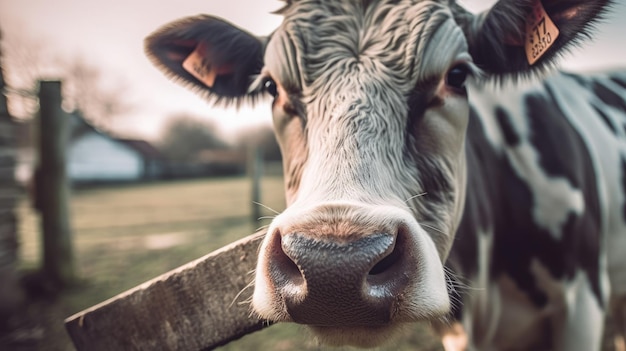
xmin=11 ymin=175 xmax=443 ymax=351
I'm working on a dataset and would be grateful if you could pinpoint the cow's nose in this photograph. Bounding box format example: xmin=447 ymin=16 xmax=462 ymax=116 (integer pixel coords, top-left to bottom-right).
xmin=266 ymin=229 xmax=410 ymax=326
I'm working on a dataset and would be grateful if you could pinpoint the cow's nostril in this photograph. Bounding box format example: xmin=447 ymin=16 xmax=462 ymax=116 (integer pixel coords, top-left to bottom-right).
xmin=270 ymin=231 xmax=304 ymax=288
xmin=368 ymin=243 xmax=401 ymax=276
xmin=367 ymin=230 xmax=406 ymax=287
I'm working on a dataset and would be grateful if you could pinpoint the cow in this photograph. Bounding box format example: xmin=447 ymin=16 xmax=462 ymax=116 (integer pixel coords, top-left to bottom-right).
xmin=144 ymin=0 xmax=626 ymax=349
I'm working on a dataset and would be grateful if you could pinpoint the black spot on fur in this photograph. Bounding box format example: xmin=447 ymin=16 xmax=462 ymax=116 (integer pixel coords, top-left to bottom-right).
xmin=521 ymin=87 xmax=603 ymax=307
xmin=610 ymin=72 xmax=626 ymax=90
xmin=592 ymin=80 xmax=626 ymax=112
xmin=495 ymin=107 xmax=521 ymax=146
xmin=493 ymin=158 xmax=550 ymax=307
xmin=524 ymin=92 xmax=581 ymax=188
xmin=593 ymin=104 xmax=617 ymax=135
xmin=446 ymin=108 xmax=501 ymax=319
xmin=406 ymin=90 xmax=431 ymax=132
xmin=450 ymin=87 xmax=605 ymax=319
xmin=562 ymin=72 xmax=591 ymax=88
xmin=492 ymin=153 xmax=602 ymax=308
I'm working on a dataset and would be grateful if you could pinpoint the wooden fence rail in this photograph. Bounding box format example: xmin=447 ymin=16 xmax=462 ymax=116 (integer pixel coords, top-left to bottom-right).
xmin=65 ymin=230 xmax=268 ymax=351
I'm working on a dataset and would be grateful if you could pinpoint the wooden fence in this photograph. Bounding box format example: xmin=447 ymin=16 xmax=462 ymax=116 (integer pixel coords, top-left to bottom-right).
xmin=36 ymin=81 xmax=74 ymax=286
xmin=0 ymin=28 xmax=22 ymax=325
xmin=65 ymin=230 xmax=268 ymax=350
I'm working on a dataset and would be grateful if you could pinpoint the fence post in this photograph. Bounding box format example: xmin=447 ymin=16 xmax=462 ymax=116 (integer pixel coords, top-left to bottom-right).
xmin=37 ymin=80 xmax=74 ymax=287
xmin=0 ymin=28 xmax=23 ymax=323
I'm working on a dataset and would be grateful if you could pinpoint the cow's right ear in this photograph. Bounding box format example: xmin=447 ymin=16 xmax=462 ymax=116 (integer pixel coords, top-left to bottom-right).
xmin=453 ymin=0 xmax=611 ymax=77
xmin=145 ymin=15 xmax=265 ymax=104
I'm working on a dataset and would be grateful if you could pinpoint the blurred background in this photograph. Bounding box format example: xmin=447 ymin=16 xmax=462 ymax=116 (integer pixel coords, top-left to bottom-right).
xmin=0 ymin=0 xmax=624 ymax=350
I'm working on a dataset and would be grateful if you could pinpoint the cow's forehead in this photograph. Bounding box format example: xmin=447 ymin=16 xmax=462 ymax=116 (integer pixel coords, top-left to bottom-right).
xmin=267 ymin=0 xmax=469 ymax=95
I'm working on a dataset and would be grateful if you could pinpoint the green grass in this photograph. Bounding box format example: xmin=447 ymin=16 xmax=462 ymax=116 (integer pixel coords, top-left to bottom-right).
xmin=14 ymin=175 xmax=443 ymax=351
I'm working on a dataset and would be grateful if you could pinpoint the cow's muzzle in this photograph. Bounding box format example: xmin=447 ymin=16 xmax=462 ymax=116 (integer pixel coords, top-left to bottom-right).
xmin=266 ymin=229 xmax=410 ymax=326
xmin=251 ymin=202 xmax=445 ymax=328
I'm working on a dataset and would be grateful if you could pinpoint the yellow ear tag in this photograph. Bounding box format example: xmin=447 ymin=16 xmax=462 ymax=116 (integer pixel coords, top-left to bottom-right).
xmin=182 ymin=44 xmax=233 ymax=88
xmin=182 ymin=44 xmax=218 ymax=87
xmin=525 ymin=0 xmax=560 ymax=65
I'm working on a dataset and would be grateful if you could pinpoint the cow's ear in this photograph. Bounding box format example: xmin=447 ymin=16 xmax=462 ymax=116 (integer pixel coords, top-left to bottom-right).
xmin=454 ymin=0 xmax=611 ymax=77
xmin=145 ymin=15 xmax=265 ymax=104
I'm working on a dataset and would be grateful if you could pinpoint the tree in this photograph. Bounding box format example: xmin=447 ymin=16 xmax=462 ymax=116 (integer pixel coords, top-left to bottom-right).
xmin=1 ymin=26 xmax=48 ymax=120
xmin=1 ymin=26 xmax=132 ymax=130
xmin=235 ymin=125 xmax=282 ymax=162
xmin=159 ymin=114 xmax=229 ymax=162
xmin=60 ymin=57 xmax=133 ymax=131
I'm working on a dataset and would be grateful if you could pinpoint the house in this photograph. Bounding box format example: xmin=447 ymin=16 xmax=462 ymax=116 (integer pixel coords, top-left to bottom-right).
xmin=66 ymin=112 xmax=163 ymax=183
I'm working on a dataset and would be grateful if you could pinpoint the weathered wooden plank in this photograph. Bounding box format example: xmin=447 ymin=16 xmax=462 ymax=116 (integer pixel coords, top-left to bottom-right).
xmin=65 ymin=230 xmax=268 ymax=351
xmin=0 ymin=29 xmax=23 ymax=334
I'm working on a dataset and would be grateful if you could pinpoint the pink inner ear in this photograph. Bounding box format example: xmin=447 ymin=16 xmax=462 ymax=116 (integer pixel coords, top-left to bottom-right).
xmin=182 ymin=42 xmax=235 ymax=87
xmin=552 ymin=7 xmax=581 ymax=21
xmin=503 ymin=33 xmax=525 ymax=47
xmin=166 ymin=52 xmax=189 ymax=62
xmin=173 ymin=39 xmax=198 ymax=48
xmin=193 ymin=42 xmax=234 ymax=75
xmin=214 ymin=64 xmax=234 ymax=75
xmin=164 ymin=39 xmax=199 ymax=62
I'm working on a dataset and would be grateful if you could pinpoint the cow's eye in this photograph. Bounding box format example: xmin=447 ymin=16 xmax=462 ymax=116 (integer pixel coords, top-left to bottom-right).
xmin=264 ymin=78 xmax=278 ymax=98
xmin=446 ymin=64 xmax=470 ymax=91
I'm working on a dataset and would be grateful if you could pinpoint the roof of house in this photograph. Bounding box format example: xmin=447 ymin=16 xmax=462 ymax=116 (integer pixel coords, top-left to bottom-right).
xmin=68 ymin=111 xmax=95 ymax=141
xmin=68 ymin=111 xmax=163 ymax=160
xmin=115 ymin=139 xmax=163 ymax=159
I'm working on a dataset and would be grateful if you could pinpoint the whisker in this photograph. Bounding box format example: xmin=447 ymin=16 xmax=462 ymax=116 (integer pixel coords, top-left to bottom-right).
xmin=254 ymin=224 xmax=270 ymax=233
xmin=444 ymin=266 xmax=483 ymax=292
xmin=238 ymin=295 xmax=254 ymax=306
xmin=443 ymin=271 xmax=465 ymax=313
xmin=421 ymin=223 xmax=446 ymax=235
xmin=405 ymin=192 xmax=427 ymax=203
xmin=253 ymin=201 xmax=281 ymax=215
xmin=230 ymin=279 xmax=256 ymax=308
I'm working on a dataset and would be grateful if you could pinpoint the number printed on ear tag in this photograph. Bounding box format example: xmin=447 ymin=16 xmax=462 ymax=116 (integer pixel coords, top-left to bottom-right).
xmin=182 ymin=43 xmax=234 ymax=88
xmin=183 ymin=45 xmax=218 ymax=87
xmin=525 ymin=0 xmax=560 ymax=65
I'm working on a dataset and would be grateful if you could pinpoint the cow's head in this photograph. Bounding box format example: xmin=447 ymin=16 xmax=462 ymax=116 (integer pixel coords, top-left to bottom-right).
xmin=146 ymin=0 xmax=609 ymax=347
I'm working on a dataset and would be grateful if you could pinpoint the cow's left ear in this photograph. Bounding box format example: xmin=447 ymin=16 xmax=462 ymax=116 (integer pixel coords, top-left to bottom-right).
xmin=145 ymin=15 xmax=265 ymax=104
xmin=454 ymin=0 xmax=612 ymax=76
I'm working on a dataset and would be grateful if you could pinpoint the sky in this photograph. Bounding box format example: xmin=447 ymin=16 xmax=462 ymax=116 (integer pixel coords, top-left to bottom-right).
xmin=1 ymin=0 xmax=625 ymax=142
